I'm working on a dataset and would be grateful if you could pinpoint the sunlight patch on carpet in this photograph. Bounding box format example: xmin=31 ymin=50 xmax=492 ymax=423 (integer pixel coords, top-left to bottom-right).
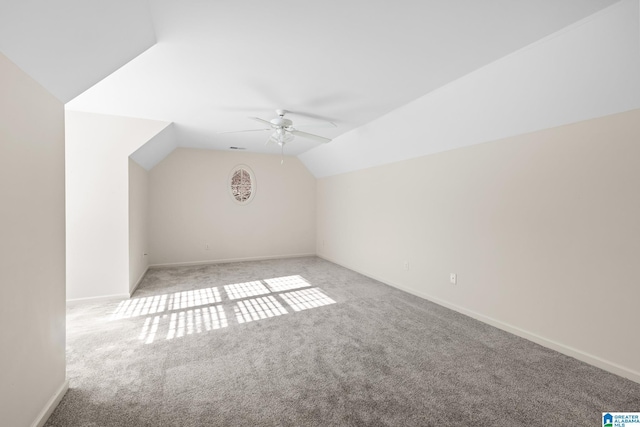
xmin=263 ymin=275 xmax=311 ymax=292
xmin=234 ymin=296 xmax=288 ymax=323
xmin=224 ymin=281 xmax=271 ymax=300
xmin=112 ymin=275 xmax=337 ymax=344
xmin=280 ymin=288 xmax=336 ymax=312
xmin=110 ymin=287 xmax=222 ymax=320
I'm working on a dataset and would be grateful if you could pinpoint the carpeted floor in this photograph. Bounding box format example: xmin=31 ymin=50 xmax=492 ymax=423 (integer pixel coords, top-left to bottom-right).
xmin=46 ymin=257 xmax=639 ymax=426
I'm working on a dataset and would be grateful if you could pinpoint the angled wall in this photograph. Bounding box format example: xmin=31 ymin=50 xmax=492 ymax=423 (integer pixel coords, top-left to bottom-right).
xmin=66 ymin=111 xmax=169 ymax=300
xmin=0 ymin=53 xmax=67 ymax=427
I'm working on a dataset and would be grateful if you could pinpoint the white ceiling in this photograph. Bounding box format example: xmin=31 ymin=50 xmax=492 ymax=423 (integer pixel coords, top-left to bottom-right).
xmin=0 ymin=0 xmax=156 ymax=102
xmin=300 ymin=0 xmax=640 ymax=177
xmin=0 ymin=0 xmax=622 ymax=160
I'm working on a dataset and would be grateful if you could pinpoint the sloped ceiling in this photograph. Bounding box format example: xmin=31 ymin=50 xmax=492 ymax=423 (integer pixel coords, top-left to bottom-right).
xmin=301 ymin=0 xmax=640 ymax=177
xmin=129 ymin=123 xmax=178 ymax=171
xmin=0 ymin=0 xmax=156 ymax=103
xmin=1 ymin=0 xmax=628 ymax=170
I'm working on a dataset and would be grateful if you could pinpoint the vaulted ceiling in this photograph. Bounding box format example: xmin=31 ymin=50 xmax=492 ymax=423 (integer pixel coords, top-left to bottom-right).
xmin=2 ymin=0 xmax=635 ymax=172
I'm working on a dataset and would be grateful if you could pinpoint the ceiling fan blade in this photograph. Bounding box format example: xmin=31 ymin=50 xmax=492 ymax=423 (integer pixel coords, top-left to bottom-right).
xmin=218 ymin=128 xmax=270 ymax=134
xmin=248 ymin=117 xmax=274 ymax=127
xmin=290 ymin=130 xmax=332 ymax=143
xmin=286 ymin=110 xmax=336 ymax=122
xmin=292 ymin=121 xmax=337 ymax=129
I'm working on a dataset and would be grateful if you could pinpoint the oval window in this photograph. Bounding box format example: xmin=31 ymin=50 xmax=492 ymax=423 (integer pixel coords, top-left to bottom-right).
xmin=229 ymin=165 xmax=255 ymax=204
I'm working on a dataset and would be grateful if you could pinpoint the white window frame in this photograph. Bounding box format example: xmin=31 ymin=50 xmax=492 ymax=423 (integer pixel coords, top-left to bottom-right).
xmin=228 ymin=164 xmax=256 ymax=205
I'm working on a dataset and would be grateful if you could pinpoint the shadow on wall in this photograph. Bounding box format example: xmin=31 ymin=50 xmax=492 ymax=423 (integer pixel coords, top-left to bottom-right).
xmin=109 ymin=275 xmax=336 ymax=344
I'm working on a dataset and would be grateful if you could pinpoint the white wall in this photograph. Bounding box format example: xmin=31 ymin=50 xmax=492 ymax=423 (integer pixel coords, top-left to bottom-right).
xmin=0 ymin=53 xmax=67 ymax=427
xmin=300 ymin=0 xmax=640 ymax=178
xmin=148 ymin=148 xmax=316 ymax=266
xmin=317 ymin=109 xmax=640 ymax=383
xmin=129 ymin=158 xmax=149 ymax=293
xmin=66 ymin=111 xmax=169 ymax=300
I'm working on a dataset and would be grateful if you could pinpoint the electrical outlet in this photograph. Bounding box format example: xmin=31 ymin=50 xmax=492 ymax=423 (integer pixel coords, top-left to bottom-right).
xmin=205 ymin=243 xmax=210 ymax=251
xmin=403 ymin=261 xmax=410 ymax=271
xmin=450 ymin=273 xmax=457 ymax=284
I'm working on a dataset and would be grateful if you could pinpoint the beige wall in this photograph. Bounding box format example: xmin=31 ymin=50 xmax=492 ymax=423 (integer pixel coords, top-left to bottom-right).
xmin=0 ymin=53 xmax=67 ymax=426
xmin=317 ymin=108 xmax=640 ymax=382
xmin=129 ymin=159 xmax=149 ymax=293
xmin=149 ymin=148 xmax=316 ymax=266
xmin=65 ymin=111 xmax=168 ymax=300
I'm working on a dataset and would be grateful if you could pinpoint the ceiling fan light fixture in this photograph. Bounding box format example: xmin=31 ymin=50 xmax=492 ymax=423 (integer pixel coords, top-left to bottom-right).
xmin=222 ymin=109 xmax=332 ymax=155
xmin=273 ymin=132 xmax=294 ymax=145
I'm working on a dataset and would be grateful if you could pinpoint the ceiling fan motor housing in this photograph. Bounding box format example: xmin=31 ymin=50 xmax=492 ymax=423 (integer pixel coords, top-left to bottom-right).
xmin=270 ymin=117 xmax=292 ymax=128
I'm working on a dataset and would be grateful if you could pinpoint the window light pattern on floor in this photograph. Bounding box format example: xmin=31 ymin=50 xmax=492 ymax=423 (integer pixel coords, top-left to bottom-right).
xmin=167 ymin=288 xmax=221 ymax=310
xmin=279 ymin=288 xmax=336 ymax=312
xmin=263 ymin=275 xmax=311 ymax=292
xmin=119 ymin=275 xmax=336 ymax=344
xmin=111 ymin=294 xmax=168 ymax=319
xmin=166 ymin=306 xmax=228 ymax=341
xmin=224 ymin=280 xmax=270 ymax=300
xmin=234 ymin=296 xmax=287 ymax=324
xmin=138 ymin=315 xmax=161 ymax=344
xmin=111 ymin=287 xmax=221 ymax=320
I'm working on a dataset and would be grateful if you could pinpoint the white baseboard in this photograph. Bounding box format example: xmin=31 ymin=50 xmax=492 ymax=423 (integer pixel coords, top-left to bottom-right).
xmin=32 ymin=379 xmax=69 ymax=427
xmin=149 ymin=253 xmax=316 ymax=269
xmin=129 ymin=266 xmax=149 ymax=297
xmin=317 ymin=254 xmax=640 ymax=385
xmin=66 ymin=293 xmax=130 ymax=304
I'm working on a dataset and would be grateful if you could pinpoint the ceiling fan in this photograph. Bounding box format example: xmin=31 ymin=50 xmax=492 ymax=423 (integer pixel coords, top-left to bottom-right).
xmin=219 ymin=109 xmax=335 ymax=147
